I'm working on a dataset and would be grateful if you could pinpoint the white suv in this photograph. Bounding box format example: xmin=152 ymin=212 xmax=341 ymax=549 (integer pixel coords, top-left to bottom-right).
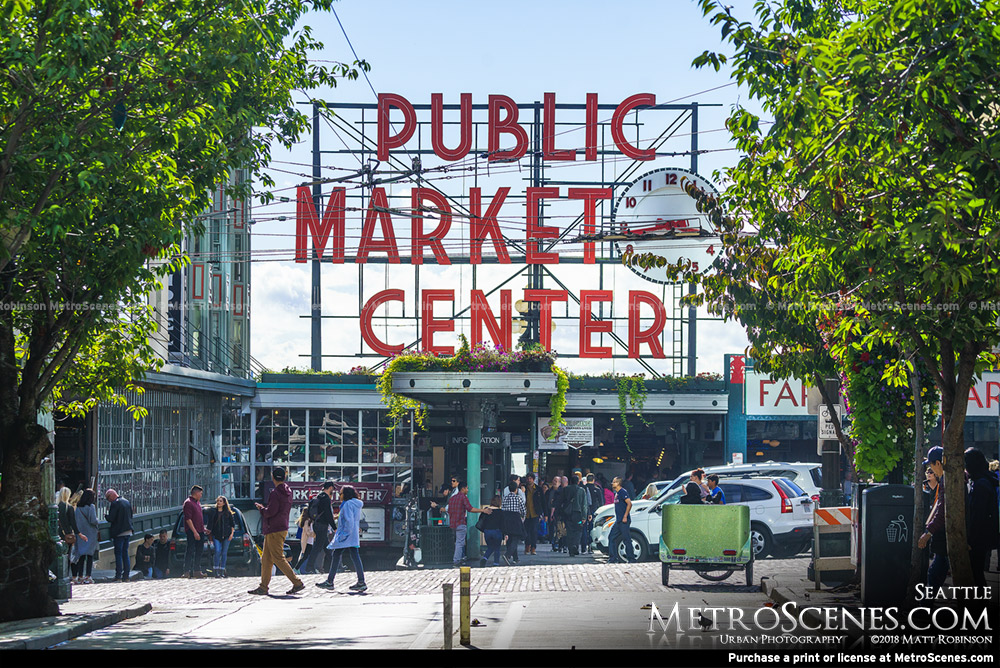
xmin=591 ymin=475 xmax=815 ymax=561
xmin=664 ymin=461 xmax=823 ymax=504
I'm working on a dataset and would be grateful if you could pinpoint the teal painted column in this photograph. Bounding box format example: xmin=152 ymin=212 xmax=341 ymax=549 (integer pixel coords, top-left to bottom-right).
xmin=465 ymin=400 xmax=482 ymax=558
xmin=725 ymin=354 xmax=748 ymax=464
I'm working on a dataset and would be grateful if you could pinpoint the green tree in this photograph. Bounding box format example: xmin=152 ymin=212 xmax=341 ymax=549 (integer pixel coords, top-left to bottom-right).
xmin=688 ymin=0 xmax=1000 ymax=587
xmin=0 ymin=0 xmax=365 ymax=621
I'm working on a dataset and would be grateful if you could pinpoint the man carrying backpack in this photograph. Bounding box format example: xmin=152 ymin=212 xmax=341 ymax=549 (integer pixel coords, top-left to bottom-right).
xmin=302 ymin=481 xmax=336 ymax=574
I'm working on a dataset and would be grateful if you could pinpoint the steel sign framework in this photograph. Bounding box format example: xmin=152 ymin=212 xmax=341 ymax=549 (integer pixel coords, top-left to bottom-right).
xmin=295 ymin=96 xmax=721 ymax=378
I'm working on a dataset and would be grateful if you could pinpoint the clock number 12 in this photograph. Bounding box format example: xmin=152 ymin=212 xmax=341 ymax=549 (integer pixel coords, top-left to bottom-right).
xmin=665 ymin=173 xmax=678 ymax=185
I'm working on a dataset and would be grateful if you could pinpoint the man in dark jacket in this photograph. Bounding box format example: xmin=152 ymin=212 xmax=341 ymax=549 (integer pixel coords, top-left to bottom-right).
xmin=182 ymin=485 xmax=206 ymax=578
xmin=546 ymin=476 xmax=563 ymax=552
xmin=522 ymin=473 xmax=544 ymax=556
xmin=302 ymin=481 xmax=336 ymax=574
xmin=583 ymin=474 xmax=603 ymax=554
xmin=965 ymin=447 xmax=999 ymax=588
xmin=565 ymin=476 xmax=589 ymax=556
xmin=105 ymin=488 xmax=133 ymax=582
xmin=249 ymin=468 xmax=304 ymax=596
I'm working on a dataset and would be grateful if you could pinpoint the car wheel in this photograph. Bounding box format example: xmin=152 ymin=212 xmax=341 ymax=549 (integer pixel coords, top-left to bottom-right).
xmin=661 ymin=562 xmax=670 ymax=586
xmin=617 ymin=531 xmax=648 ymax=562
xmin=750 ymin=523 xmax=772 ymax=560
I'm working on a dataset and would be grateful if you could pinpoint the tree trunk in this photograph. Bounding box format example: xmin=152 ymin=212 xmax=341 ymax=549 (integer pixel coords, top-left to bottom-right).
xmin=906 ymin=355 xmax=927 ymax=596
xmin=939 ymin=345 xmax=978 ymax=588
xmin=0 ymin=419 xmax=59 ymax=622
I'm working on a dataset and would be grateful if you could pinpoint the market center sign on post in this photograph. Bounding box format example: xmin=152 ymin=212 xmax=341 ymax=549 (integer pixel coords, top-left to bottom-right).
xmin=293 ymin=93 xmax=720 ymax=359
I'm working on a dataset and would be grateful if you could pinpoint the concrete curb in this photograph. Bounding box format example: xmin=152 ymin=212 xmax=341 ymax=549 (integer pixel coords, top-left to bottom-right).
xmin=0 ymin=602 xmax=152 ymax=650
xmin=761 ymin=577 xmax=864 ymax=644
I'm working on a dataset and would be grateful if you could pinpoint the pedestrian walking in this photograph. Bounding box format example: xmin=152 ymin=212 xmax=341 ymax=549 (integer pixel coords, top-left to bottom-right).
xmin=479 ymin=495 xmax=504 ymax=567
xmin=105 ymin=488 xmax=133 ymax=582
xmin=153 ymin=529 xmax=171 ymax=579
xmin=965 ymin=447 xmax=999 ymax=588
xmin=554 ymin=475 xmax=570 ymax=552
xmin=134 ymin=534 xmax=155 ymax=579
xmin=69 ymin=489 xmax=97 ymax=584
xmin=622 ymin=471 xmax=636 ymax=499
xmin=545 ymin=476 xmax=561 ymax=552
xmin=182 ymin=485 xmax=206 ymax=578
xmin=501 ymin=478 xmax=526 ymax=564
xmin=248 ymin=468 xmax=305 ymax=596
xmin=502 ymin=474 xmax=525 ymax=506
xmin=316 ymin=486 xmax=368 ymax=592
xmin=205 ymin=495 xmax=235 ymax=578
xmin=599 ymin=474 xmax=614 ymax=505
xmin=293 ymin=506 xmax=314 ymax=573
xmin=583 ymin=474 xmax=603 ymax=554
xmin=58 ymin=487 xmax=82 ymax=582
xmin=923 ymin=466 xmax=939 ymax=495
xmin=523 ymin=473 xmax=543 ymax=555
xmin=917 ymin=447 xmax=948 ymax=592
xmin=446 ymin=481 xmax=492 ymax=567
xmin=564 ymin=475 xmax=589 ymax=556
xmin=302 ymin=481 xmax=336 ymax=574
xmin=989 ymin=460 xmax=1000 ymax=572
xmin=607 ymin=476 xmax=636 ymax=563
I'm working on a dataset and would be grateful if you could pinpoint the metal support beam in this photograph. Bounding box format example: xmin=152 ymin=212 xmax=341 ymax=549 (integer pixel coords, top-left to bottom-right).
xmin=311 ymin=102 xmax=323 ymax=371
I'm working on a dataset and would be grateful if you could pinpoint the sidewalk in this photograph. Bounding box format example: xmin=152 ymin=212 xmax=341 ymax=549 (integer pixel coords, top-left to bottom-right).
xmin=0 ymin=597 xmax=151 ymax=650
xmin=762 ymin=556 xmax=1000 ymax=643
xmin=398 ymin=540 xmax=607 ymax=570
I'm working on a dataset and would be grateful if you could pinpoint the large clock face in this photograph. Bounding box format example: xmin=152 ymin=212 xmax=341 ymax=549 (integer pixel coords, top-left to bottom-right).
xmin=612 ymin=167 xmax=720 ymax=285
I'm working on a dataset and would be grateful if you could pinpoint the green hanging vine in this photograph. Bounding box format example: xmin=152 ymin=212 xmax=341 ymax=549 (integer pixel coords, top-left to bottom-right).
xmin=549 ymin=364 xmax=569 ymax=429
xmin=376 ymin=335 xmax=568 ymax=432
xmin=617 ymin=375 xmax=652 ymax=453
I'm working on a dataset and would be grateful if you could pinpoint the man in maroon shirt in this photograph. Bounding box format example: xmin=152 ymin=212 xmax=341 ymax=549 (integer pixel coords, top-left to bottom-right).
xmin=249 ymin=468 xmax=304 ymax=596
xmin=447 ymin=481 xmax=491 ymax=567
xmin=182 ymin=485 xmax=206 ymax=578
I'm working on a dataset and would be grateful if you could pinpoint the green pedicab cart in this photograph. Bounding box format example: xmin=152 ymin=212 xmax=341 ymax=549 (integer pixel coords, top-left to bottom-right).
xmin=659 ymin=504 xmax=754 ymax=586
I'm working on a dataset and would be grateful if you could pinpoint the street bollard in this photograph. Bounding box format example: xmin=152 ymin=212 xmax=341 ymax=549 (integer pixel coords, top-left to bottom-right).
xmin=443 ymin=582 xmax=453 ymax=650
xmin=460 ymin=566 xmax=471 ymax=646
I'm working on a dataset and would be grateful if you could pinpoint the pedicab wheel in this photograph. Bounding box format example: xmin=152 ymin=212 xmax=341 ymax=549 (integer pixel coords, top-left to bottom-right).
xmin=661 ymin=562 xmax=670 ymax=586
xmin=693 ymin=567 xmax=734 ymax=582
xmin=745 ymin=559 xmax=754 ymax=587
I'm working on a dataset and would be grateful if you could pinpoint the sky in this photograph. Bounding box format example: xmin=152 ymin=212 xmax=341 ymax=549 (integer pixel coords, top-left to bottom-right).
xmin=249 ymin=0 xmax=765 ymax=377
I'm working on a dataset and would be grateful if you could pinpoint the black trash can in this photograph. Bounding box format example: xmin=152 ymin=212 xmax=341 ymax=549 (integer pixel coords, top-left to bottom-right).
xmin=850 ymin=482 xmax=880 ymax=569
xmin=860 ymin=484 xmax=914 ymax=606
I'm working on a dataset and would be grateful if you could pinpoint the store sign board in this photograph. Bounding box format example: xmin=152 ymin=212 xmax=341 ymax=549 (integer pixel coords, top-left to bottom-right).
xmin=744 ymin=369 xmax=1000 ymax=418
xmin=286 ymin=481 xmax=393 ymax=546
xmin=966 ymin=372 xmax=1000 ymax=417
xmin=537 ymin=416 xmax=595 ymax=450
xmin=745 ymin=372 xmax=810 ymax=416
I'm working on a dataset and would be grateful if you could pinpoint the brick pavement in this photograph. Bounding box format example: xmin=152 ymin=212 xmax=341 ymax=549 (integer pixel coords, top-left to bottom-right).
xmin=70 ymin=557 xmax=810 ymax=605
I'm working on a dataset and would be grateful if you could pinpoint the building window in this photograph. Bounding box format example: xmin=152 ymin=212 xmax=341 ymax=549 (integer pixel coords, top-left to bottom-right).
xmin=255 ymin=408 xmax=412 ymax=488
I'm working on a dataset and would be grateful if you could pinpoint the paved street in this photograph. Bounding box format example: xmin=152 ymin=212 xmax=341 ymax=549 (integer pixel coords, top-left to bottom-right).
xmin=59 ymin=555 xmax=814 ymax=649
